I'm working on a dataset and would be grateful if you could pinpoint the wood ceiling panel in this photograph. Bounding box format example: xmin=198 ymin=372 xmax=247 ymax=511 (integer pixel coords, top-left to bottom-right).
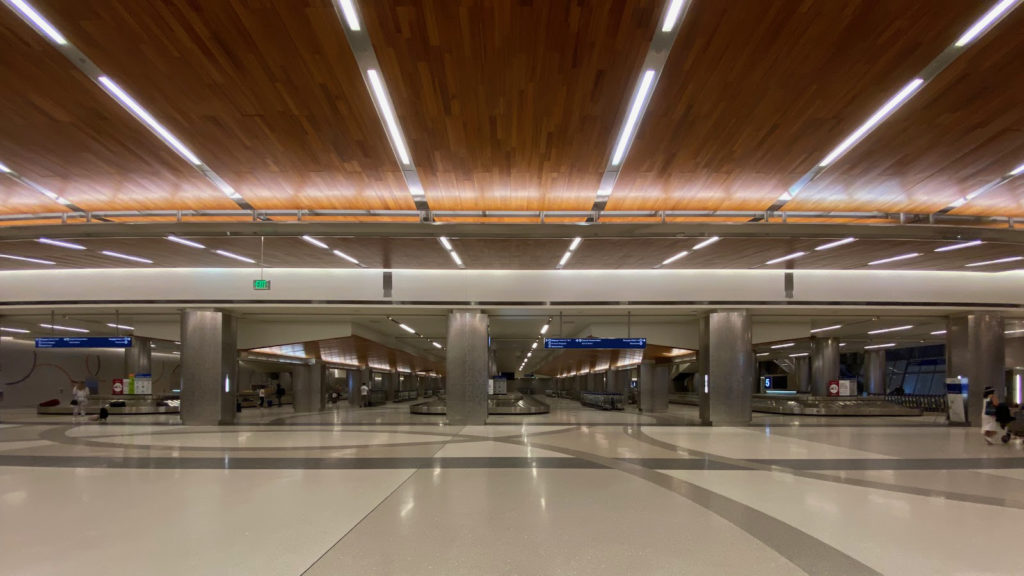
xmin=34 ymin=0 xmax=414 ymax=211
xmin=360 ymin=0 xmax=664 ymax=211
xmin=608 ymin=0 xmax=989 ymax=212
xmin=950 ymin=180 xmax=1024 ymax=217
xmin=254 ymin=335 xmax=443 ymax=374
xmin=0 ymin=7 xmax=236 ymax=213
xmin=789 ymin=5 xmax=1024 ymax=213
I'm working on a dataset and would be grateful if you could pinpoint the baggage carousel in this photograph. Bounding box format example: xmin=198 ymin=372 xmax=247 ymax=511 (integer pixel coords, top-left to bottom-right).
xmin=410 ymin=393 xmax=550 ymax=415
xmin=669 ymin=393 xmax=923 ymax=416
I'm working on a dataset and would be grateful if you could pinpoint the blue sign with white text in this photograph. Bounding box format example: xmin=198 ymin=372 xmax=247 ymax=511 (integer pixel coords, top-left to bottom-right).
xmin=35 ymin=337 xmax=133 ymax=349
xmin=544 ymin=338 xmax=647 ymax=350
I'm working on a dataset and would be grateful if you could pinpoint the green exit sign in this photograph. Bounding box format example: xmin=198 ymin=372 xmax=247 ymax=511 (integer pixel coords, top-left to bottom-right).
xmin=253 ymin=279 xmax=271 ymax=290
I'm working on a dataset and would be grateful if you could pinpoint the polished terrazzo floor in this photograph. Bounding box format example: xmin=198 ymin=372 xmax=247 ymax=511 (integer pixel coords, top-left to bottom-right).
xmin=1 ymin=400 xmax=1021 ymax=575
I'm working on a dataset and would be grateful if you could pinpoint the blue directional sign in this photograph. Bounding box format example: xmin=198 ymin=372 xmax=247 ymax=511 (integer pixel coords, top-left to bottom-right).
xmin=35 ymin=337 xmax=133 ymax=349
xmin=544 ymin=338 xmax=646 ymax=350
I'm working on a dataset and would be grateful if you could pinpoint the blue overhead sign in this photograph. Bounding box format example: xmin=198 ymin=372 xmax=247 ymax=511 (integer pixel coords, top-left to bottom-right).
xmin=544 ymin=338 xmax=647 ymax=350
xmin=35 ymin=337 xmax=133 ymax=349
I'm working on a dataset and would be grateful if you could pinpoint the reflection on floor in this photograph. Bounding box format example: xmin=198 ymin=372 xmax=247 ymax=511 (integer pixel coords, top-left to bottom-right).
xmin=1 ymin=402 xmax=1020 ymax=575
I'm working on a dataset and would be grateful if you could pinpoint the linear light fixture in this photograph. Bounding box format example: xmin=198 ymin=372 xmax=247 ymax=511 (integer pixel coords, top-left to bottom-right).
xmin=770 ymin=343 xmax=795 ymax=349
xmin=755 ymin=352 xmax=770 ymax=357
xmin=0 ymin=254 xmax=55 ymax=265
xmin=864 ymin=343 xmax=896 ymax=350
xmin=540 ymin=323 xmax=550 ymax=335
xmin=301 ymin=235 xmax=329 ymax=249
xmin=810 ymin=324 xmax=842 ymax=333
xmin=611 ymin=70 xmax=656 ymax=166
xmin=815 ymin=238 xmax=856 ymax=251
xmin=955 ymin=0 xmax=1020 ymax=47
xmin=366 ymin=69 xmax=410 ymax=166
xmin=966 ymin=256 xmax=1023 ymax=267
xmin=789 ymin=352 xmax=809 ymax=358
xmin=449 ymin=250 xmax=464 ymax=267
xmin=935 ymin=240 xmax=983 ymax=252
xmin=556 ymin=237 xmax=583 ymax=270
xmin=868 ymin=253 xmax=920 ymax=266
xmin=868 ymin=325 xmax=913 ymax=335
xmin=1011 ymin=162 xmax=1024 ymax=176
xmin=439 ymin=237 xmax=453 ymax=251
xmin=765 ymin=252 xmax=806 ymax=265
xmin=38 ymin=238 xmax=85 ymax=250
xmin=106 ymin=323 xmax=134 ymax=330
xmin=40 ymin=323 xmax=88 ymax=333
xmin=335 ymin=0 xmax=361 ymax=30
xmin=97 ymin=76 xmax=201 ymax=166
xmin=7 ymin=0 xmax=66 ymax=44
xmin=557 ymin=251 xmax=572 ymax=268
xmin=0 ymin=161 xmax=11 ymax=172
xmin=215 ymin=250 xmax=256 ymax=264
xmin=661 ymin=250 xmax=689 ymax=265
xmin=399 ymin=323 xmax=416 ymax=334
xmin=0 ymin=327 xmax=30 ymax=333
xmin=531 ymin=342 xmax=538 ymax=349
xmin=661 ymin=0 xmax=688 ymax=32
xmin=569 ymin=237 xmax=583 ymax=251
xmin=1006 ymin=329 xmax=1024 ymax=334
xmin=930 ymin=330 xmax=947 ymax=335
xmin=333 ymin=250 xmax=360 ymax=265
xmin=432 ymin=341 xmax=443 ymax=349
xmin=693 ymin=237 xmax=719 ymax=250
xmin=818 ymin=79 xmax=923 ymax=168
xmin=102 ymin=251 xmax=153 ymax=264
xmin=166 ymin=235 xmax=205 ymax=249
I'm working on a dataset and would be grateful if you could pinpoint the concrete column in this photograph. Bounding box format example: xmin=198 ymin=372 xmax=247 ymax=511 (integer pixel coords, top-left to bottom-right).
xmin=640 ymin=362 xmax=669 ymax=412
xmin=948 ymin=313 xmax=1005 ymax=426
xmin=445 ymin=310 xmax=489 ymax=425
xmin=864 ymin=350 xmax=887 ymax=395
xmin=293 ymin=361 xmax=324 ymax=413
xmin=793 ymin=355 xmax=811 ymax=393
xmin=703 ymin=310 xmax=754 ymax=425
xmin=125 ymin=336 xmax=152 ymax=377
xmin=585 ymin=372 xmax=596 ymax=392
xmin=346 ymin=368 xmax=369 ymax=407
xmin=180 ymin=310 xmax=237 ymax=425
xmin=810 ymin=337 xmax=840 ymax=396
xmin=697 ymin=315 xmax=710 ymax=423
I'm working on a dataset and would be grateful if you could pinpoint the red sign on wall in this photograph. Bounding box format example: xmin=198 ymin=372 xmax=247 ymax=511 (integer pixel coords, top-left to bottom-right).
xmin=827 ymin=380 xmax=840 ymax=396
xmin=112 ymin=379 xmax=124 ymax=395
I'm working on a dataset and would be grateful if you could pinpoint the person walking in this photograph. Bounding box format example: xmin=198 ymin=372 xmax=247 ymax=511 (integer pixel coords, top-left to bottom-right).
xmin=258 ymin=387 xmax=266 ymax=408
xmin=360 ymin=382 xmax=370 ymax=407
xmin=981 ymin=387 xmax=1002 ymax=445
xmin=275 ymin=383 xmax=285 ymax=408
xmin=71 ymin=381 xmax=89 ymax=421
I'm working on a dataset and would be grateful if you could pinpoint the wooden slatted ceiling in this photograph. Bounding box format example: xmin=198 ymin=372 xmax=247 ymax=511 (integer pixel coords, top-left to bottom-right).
xmin=790 ymin=4 xmax=1024 ymax=214
xmin=0 ymin=7 xmax=235 ymax=213
xmin=953 ymin=180 xmax=1024 ymax=217
xmin=254 ymin=335 xmax=443 ymax=374
xmin=607 ymin=0 xmax=989 ymax=212
xmin=536 ymin=344 xmax=684 ymax=377
xmin=360 ymin=0 xmax=664 ymax=211
xmin=32 ymin=0 xmax=414 ymax=211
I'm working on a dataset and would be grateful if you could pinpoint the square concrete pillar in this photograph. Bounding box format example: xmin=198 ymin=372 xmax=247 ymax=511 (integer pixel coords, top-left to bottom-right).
xmin=180 ymin=310 xmax=238 ymax=425
xmin=948 ymin=313 xmax=1004 ymax=426
xmin=445 ymin=310 xmax=489 ymax=425
xmin=700 ymin=310 xmax=754 ymax=425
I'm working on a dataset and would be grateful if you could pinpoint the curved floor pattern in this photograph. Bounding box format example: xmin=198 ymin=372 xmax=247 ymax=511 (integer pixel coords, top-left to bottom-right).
xmin=1 ymin=403 xmax=1023 ymax=575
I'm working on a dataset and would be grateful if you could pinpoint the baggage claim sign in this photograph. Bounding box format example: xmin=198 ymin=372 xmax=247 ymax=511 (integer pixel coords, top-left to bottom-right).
xmin=543 ymin=338 xmax=647 ymax=350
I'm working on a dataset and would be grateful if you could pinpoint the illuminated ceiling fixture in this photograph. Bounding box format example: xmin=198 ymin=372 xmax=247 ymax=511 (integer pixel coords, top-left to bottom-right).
xmin=439 ymin=237 xmax=453 ymax=250
xmin=868 ymin=253 xmax=920 ymax=266
xmin=7 ymin=0 xmax=66 ymax=44
xmin=765 ymin=251 xmax=806 ymax=265
xmin=935 ymin=240 xmax=983 ymax=252
xmin=1005 ymin=329 xmax=1024 ymax=335
xmin=755 ymin=352 xmax=770 ymax=357
xmin=864 ymin=343 xmax=897 ymax=350
xmin=0 ymin=254 xmax=55 ymax=265
xmin=436 ymin=237 xmax=464 ymax=269
xmin=661 ymin=0 xmax=688 ymax=32
xmin=770 ymin=343 xmax=795 ymax=349
xmin=40 ymin=323 xmax=89 ymax=333
xmin=102 ymin=251 xmax=153 ymax=264
xmin=810 ymin=324 xmax=842 ymax=333
xmin=815 ymin=238 xmax=856 ymax=251
xmin=106 ymin=323 xmax=134 ymax=330
xmin=569 ymin=237 xmax=583 ymax=251
xmin=965 ymin=256 xmax=1023 ymax=267
xmin=660 ymin=250 xmax=689 ymax=266
xmin=819 ymin=79 xmax=923 ymax=168
xmin=1012 ymin=162 xmax=1024 ymax=176
xmin=98 ymin=76 xmax=201 ymax=166
xmin=399 ymin=323 xmax=416 ymax=334
xmin=540 ymin=323 xmax=550 ymax=335
xmin=868 ymin=325 xmax=913 ymax=335
xmin=333 ymin=250 xmax=361 ymax=266
xmin=556 ymin=238 xmax=582 ymax=270
xmin=38 ymin=238 xmax=85 ymax=250
xmin=215 ymin=250 xmax=256 ymax=264
xmin=366 ymin=69 xmax=411 ymax=166
xmin=1 ymin=327 xmax=30 ymax=333
xmin=531 ymin=342 xmax=538 ymax=349
xmin=789 ymin=352 xmax=809 ymax=358
xmin=693 ymin=237 xmax=719 ymax=250
xmin=335 ymin=0 xmax=361 ymax=31
xmin=611 ymin=70 xmax=656 ymax=167
xmin=955 ymin=0 xmax=1020 ymax=47
xmin=432 ymin=341 xmax=443 ymax=349
xmin=166 ymin=235 xmax=205 ymax=249
xmin=301 ymin=235 xmax=329 ymax=249
xmin=449 ymin=250 xmax=464 ymax=267
xmin=930 ymin=330 xmax=947 ymax=335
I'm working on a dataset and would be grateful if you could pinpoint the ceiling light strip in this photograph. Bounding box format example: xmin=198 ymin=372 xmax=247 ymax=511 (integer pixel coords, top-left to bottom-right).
xmin=765 ymin=251 xmax=806 ymax=265
xmin=332 ymin=3 xmax=429 ymax=214
xmin=935 ymin=240 xmax=983 ymax=252
xmin=40 ymin=323 xmax=88 ymax=333
xmin=591 ymin=0 xmax=691 ymax=212
xmin=778 ymin=0 xmax=1023 ymax=210
xmin=868 ymin=253 xmax=921 ymax=266
xmin=556 ymin=238 xmax=582 ymax=270
xmin=0 ymin=0 xmax=255 ymax=212
xmin=815 ymin=238 xmax=857 ymax=251
xmin=965 ymin=256 xmax=1024 ymax=267
xmin=810 ymin=324 xmax=842 ymax=333
xmin=0 ymin=253 xmax=55 ymax=265
xmin=0 ymin=161 xmax=92 ymax=213
xmin=101 ymin=250 xmax=153 ymax=264
xmin=864 ymin=343 xmax=897 ymax=350
xmin=867 ymin=325 xmax=913 ymax=335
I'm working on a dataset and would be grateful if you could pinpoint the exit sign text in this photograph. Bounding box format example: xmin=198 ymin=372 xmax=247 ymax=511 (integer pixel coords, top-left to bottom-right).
xmin=253 ymin=279 xmax=271 ymax=290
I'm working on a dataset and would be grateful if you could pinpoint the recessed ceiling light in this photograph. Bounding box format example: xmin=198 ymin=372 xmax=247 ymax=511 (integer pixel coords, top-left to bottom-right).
xmin=770 ymin=343 xmax=795 ymax=349
xmin=934 ymin=240 xmax=983 ymax=252
xmin=693 ymin=237 xmax=719 ymax=250
xmin=39 ymin=323 xmax=89 ymax=333
xmin=432 ymin=341 xmax=443 ymax=349
xmin=868 ymin=253 xmax=921 ymax=266
xmin=0 ymin=327 xmax=30 ymax=333
xmin=98 ymin=76 xmax=202 ymax=166
xmin=335 ymin=0 xmax=361 ymax=31
xmin=366 ymin=69 xmax=410 ymax=166
xmin=954 ymin=0 xmax=1019 ymax=47
xmin=569 ymin=237 xmax=582 ymax=251
xmin=166 ymin=235 xmax=205 ymax=249
xmin=815 ymin=238 xmax=856 ymax=251
xmin=0 ymin=254 xmax=55 ymax=265
xmin=868 ymin=325 xmax=913 ymax=334
xmin=661 ymin=250 xmax=689 ymax=265
xmin=611 ymin=70 xmax=657 ymax=166
xmin=931 ymin=330 xmax=947 ymax=335
xmin=38 ymin=238 xmax=85 ymax=250
xmin=755 ymin=352 xmax=770 ymax=357
xmin=1005 ymin=329 xmax=1024 ymax=335
xmin=333 ymin=250 xmax=360 ymax=265
xmin=106 ymin=323 xmax=134 ymax=330
xmin=810 ymin=324 xmax=842 ymax=333
xmin=301 ymin=235 xmax=329 ymax=249
xmin=864 ymin=343 xmax=897 ymax=349
xmin=557 ymin=251 xmax=572 ymax=269
xmin=1011 ymin=162 xmax=1024 ymax=176
xmin=661 ymin=0 xmax=688 ymax=32
xmin=540 ymin=324 xmax=550 ymax=335
xmin=399 ymin=323 xmax=416 ymax=334
xmin=765 ymin=251 xmax=806 ymax=265
xmin=8 ymin=0 xmax=67 ymax=45
xmin=215 ymin=250 xmax=256 ymax=264
xmin=449 ymin=250 xmax=464 ymax=267
xmin=439 ymin=237 xmax=453 ymax=251
xmin=966 ymin=256 xmax=1024 ymax=267
xmin=818 ymin=78 xmax=924 ymax=168
xmin=789 ymin=352 xmax=809 ymax=358
xmin=0 ymin=161 xmax=11 ymax=173
xmin=102 ymin=251 xmax=153 ymax=264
